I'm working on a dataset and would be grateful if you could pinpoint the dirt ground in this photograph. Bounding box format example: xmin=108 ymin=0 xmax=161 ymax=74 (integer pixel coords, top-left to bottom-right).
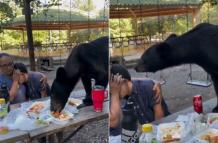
xmin=38 ymin=63 xmax=216 ymax=143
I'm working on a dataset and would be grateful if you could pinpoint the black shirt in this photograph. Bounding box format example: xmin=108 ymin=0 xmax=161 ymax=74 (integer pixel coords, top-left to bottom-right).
xmin=110 ymin=80 xmax=170 ymax=136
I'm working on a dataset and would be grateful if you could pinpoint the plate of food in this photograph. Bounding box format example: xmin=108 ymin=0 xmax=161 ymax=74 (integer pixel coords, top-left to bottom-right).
xmin=157 ymin=122 xmax=185 ymax=143
xmin=27 ymin=102 xmax=46 ymax=114
xmin=50 ymin=110 xmax=74 ymax=125
xmin=207 ymin=113 xmax=218 ymax=124
xmin=68 ymin=98 xmax=82 ymax=107
xmin=0 ymin=126 xmax=9 ymax=135
xmin=26 ymin=101 xmax=49 ymax=119
xmin=194 ymin=128 xmax=218 ymax=143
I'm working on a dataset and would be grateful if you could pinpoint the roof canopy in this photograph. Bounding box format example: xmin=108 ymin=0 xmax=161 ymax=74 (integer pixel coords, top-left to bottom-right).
xmin=110 ymin=0 xmax=202 ymax=18
xmin=2 ymin=8 xmax=108 ymax=30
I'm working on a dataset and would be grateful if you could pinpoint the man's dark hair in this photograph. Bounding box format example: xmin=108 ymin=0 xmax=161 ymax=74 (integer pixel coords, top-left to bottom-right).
xmin=110 ymin=64 xmax=131 ymax=81
xmin=14 ymin=63 xmax=28 ymax=73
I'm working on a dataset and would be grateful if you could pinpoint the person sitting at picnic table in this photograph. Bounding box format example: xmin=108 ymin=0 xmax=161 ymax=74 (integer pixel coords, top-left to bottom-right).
xmin=14 ymin=63 xmax=51 ymax=100
xmin=0 ymin=53 xmax=26 ymax=104
xmin=109 ymin=64 xmax=170 ymax=142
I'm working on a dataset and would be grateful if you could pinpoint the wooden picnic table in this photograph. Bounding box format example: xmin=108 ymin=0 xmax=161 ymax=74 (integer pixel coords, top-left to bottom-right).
xmin=149 ymin=98 xmax=218 ymax=142
xmin=0 ymin=130 xmax=30 ymax=143
xmin=0 ymin=98 xmax=109 ymax=143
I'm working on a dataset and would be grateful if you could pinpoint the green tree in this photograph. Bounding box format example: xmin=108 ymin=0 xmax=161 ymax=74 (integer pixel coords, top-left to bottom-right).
xmin=109 ymin=19 xmax=134 ymax=38
xmin=0 ymin=1 xmax=15 ymax=30
xmin=72 ymin=0 xmax=96 ymax=11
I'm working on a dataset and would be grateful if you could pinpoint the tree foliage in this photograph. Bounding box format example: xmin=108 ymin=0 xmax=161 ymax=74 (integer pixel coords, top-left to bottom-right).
xmin=0 ymin=1 xmax=15 ymax=28
xmin=0 ymin=0 xmax=107 ymax=50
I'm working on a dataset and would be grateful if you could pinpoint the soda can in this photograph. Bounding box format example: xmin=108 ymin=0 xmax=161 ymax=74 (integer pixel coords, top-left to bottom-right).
xmin=193 ymin=95 xmax=203 ymax=113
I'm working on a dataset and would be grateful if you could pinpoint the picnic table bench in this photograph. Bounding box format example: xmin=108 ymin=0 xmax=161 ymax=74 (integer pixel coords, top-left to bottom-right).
xmin=0 ymin=98 xmax=109 ymax=143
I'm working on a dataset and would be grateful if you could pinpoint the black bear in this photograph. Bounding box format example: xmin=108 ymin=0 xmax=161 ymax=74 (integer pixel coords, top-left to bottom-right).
xmin=50 ymin=36 xmax=108 ymax=112
xmin=135 ymin=23 xmax=218 ymax=112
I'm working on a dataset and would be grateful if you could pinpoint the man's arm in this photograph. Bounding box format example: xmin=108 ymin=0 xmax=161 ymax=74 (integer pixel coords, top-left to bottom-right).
xmin=9 ymin=71 xmax=20 ymax=101
xmin=152 ymin=82 xmax=165 ymax=120
xmin=110 ymin=92 xmax=122 ymax=128
xmin=153 ymin=103 xmax=164 ymax=120
xmin=34 ymin=72 xmax=49 ymax=97
xmin=109 ymin=74 xmax=123 ymax=128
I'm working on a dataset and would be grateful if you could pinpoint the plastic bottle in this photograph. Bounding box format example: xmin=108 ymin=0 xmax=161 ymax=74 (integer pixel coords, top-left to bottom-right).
xmin=139 ymin=124 xmax=157 ymax=143
xmin=0 ymin=83 xmax=10 ymax=112
xmin=121 ymin=101 xmax=139 ymax=143
xmin=0 ymin=98 xmax=8 ymax=119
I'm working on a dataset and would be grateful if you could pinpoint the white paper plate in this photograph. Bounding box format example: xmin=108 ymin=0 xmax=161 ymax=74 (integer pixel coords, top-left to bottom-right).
xmin=192 ymin=128 xmax=218 ymax=143
xmin=157 ymin=122 xmax=185 ymax=142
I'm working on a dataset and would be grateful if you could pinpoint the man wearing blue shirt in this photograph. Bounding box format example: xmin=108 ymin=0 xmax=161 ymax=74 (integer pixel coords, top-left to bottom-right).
xmin=0 ymin=53 xmax=26 ymax=104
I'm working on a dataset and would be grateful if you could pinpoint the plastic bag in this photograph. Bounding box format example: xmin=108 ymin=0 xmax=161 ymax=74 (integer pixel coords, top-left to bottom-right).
xmin=4 ymin=108 xmax=46 ymax=131
xmin=64 ymin=104 xmax=79 ymax=114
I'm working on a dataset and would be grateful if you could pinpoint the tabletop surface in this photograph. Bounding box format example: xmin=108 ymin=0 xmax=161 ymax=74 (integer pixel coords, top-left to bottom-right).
xmin=0 ymin=98 xmax=109 ymax=143
xmin=153 ymin=97 xmax=216 ymax=124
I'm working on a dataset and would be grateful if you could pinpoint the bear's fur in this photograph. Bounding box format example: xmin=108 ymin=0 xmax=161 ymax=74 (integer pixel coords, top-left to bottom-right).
xmin=51 ymin=36 xmax=108 ymax=112
xmin=135 ymin=23 xmax=218 ymax=112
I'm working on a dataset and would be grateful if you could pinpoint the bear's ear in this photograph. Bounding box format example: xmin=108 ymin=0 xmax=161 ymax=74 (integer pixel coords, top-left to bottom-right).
xmin=56 ymin=67 xmax=68 ymax=82
xmin=156 ymin=42 xmax=171 ymax=59
xmin=165 ymin=34 xmax=177 ymax=41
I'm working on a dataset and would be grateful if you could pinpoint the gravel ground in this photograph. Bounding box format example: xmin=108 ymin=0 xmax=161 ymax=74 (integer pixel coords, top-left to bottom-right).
xmin=35 ymin=63 xmax=216 ymax=143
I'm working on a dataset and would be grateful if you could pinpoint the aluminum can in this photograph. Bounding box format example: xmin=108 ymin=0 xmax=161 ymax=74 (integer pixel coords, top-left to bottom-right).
xmin=193 ymin=95 xmax=203 ymax=113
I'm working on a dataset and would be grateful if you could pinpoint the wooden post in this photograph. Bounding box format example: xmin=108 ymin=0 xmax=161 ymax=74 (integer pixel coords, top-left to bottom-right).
xmin=24 ymin=0 xmax=35 ymax=71
xmin=192 ymin=7 xmax=200 ymax=26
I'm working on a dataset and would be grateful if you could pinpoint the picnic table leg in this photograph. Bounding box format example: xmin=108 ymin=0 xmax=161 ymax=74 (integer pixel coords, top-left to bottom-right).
xmin=57 ymin=132 xmax=63 ymax=143
xmin=25 ymin=137 xmax=32 ymax=143
xmin=62 ymin=125 xmax=84 ymax=143
xmin=48 ymin=134 xmax=57 ymax=143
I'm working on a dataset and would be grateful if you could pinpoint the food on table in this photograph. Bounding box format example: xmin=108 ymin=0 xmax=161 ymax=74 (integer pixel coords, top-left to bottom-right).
xmin=158 ymin=122 xmax=184 ymax=142
xmin=163 ymin=134 xmax=180 ymax=142
xmin=35 ymin=118 xmax=48 ymax=125
xmin=51 ymin=111 xmax=61 ymax=118
xmin=201 ymin=131 xmax=218 ymax=143
xmin=210 ymin=117 xmax=218 ymax=124
xmin=27 ymin=102 xmax=45 ymax=114
xmin=51 ymin=111 xmax=72 ymax=121
xmin=0 ymin=126 xmax=9 ymax=134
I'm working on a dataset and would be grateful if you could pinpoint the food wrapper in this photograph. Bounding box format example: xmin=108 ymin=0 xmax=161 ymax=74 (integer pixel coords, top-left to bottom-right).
xmin=192 ymin=128 xmax=218 ymax=143
xmin=207 ymin=113 xmax=218 ymax=129
xmin=157 ymin=122 xmax=185 ymax=142
xmin=3 ymin=106 xmax=48 ymax=131
xmin=64 ymin=105 xmax=79 ymax=114
xmin=67 ymin=98 xmax=82 ymax=107
xmin=7 ymin=114 xmax=47 ymax=131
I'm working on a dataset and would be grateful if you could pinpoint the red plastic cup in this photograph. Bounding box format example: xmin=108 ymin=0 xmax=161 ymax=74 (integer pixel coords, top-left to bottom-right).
xmin=92 ymin=86 xmax=108 ymax=112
